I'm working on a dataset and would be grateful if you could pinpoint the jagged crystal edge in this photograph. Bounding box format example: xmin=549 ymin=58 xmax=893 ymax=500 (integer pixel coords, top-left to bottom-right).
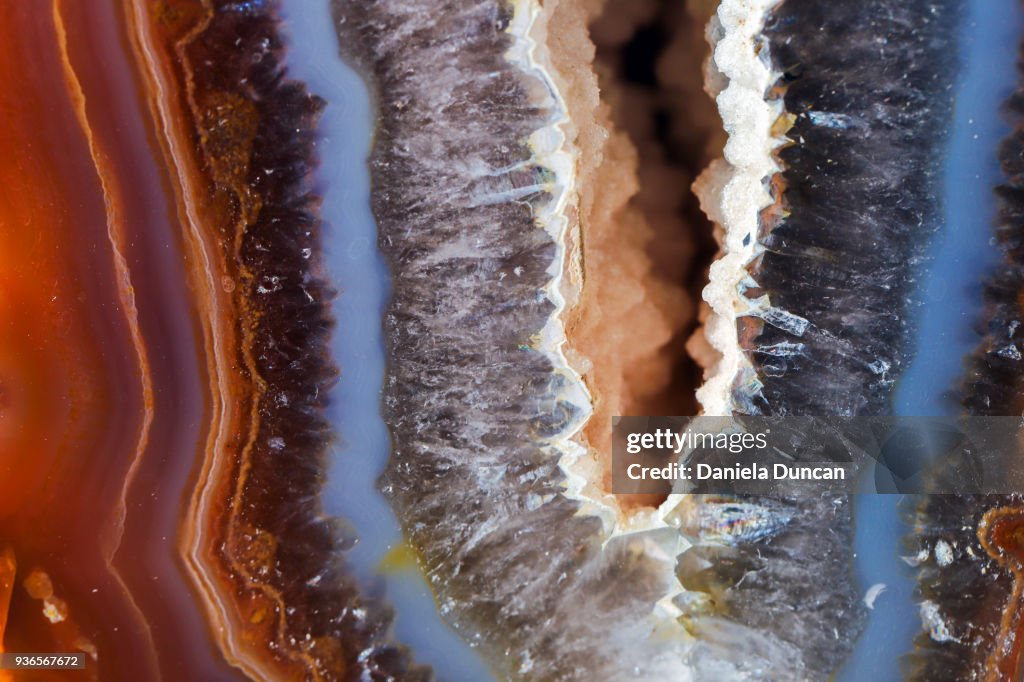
xmin=508 ymin=1 xmax=695 ymax=678
xmin=661 ymin=1 xmax=826 ymax=677
xmin=692 ymin=0 xmax=785 ymax=417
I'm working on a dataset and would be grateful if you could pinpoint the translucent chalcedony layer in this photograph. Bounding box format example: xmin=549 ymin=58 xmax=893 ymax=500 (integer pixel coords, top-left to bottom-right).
xmin=912 ymin=2 xmax=1024 ymax=679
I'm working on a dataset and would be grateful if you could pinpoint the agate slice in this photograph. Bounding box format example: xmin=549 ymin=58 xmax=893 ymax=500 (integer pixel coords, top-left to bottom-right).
xmin=3 ymin=0 xmax=1024 ymax=680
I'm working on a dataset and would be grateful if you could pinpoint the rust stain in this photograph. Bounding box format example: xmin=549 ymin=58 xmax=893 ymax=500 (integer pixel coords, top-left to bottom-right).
xmin=979 ymin=506 xmax=1024 ymax=682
